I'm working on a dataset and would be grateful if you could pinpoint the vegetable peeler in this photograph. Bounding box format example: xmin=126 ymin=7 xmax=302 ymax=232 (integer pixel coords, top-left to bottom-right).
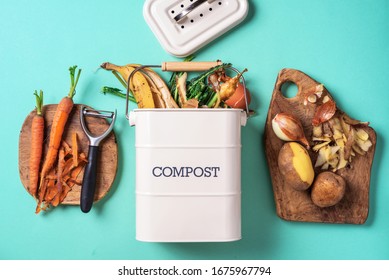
xmin=80 ymin=106 xmax=116 ymax=213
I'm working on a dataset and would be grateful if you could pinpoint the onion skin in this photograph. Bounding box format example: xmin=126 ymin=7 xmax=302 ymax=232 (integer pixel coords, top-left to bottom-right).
xmin=312 ymin=99 xmax=336 ymax=126
xmin=272 ymin=113 xmax=310 ymax=149
xmin=225 ymin=83 xmax=251 ymax=110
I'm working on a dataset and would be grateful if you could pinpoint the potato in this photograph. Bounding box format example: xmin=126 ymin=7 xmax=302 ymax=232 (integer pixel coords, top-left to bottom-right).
xmin=278 ymin=142 xmax=315 ymax=191
xmin=311 ymin=171 xmax=346 ymax=207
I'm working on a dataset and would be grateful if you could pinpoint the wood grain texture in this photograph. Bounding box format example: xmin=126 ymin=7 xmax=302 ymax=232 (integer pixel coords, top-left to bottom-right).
xmin=19 ymin=104 xmax=118 ymax=205
xmin=264 ymin=69 xmax=376 ymax=224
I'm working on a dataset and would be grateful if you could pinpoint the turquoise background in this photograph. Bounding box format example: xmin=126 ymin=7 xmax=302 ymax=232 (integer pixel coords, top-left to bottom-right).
xmin=1 ymin=0 xmax=388 ymax=260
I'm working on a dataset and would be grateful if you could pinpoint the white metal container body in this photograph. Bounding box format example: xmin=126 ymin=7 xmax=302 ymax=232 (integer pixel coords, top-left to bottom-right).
xmin=130 ymin=109 xmax=245 ymax=242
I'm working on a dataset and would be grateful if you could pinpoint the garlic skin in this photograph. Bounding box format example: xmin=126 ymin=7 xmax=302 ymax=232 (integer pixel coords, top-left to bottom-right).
xmin=272 ymin=113 xmax=310 ymax=148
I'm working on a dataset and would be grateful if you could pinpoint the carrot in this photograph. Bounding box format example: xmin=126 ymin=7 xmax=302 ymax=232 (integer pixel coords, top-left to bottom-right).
xmin=28 ymin=90 xmax=44 ymax=198
xmin=39 ymin=66 xmax=81 ymax=180
xmin=37 ymin=66 xmax=81 ymax=209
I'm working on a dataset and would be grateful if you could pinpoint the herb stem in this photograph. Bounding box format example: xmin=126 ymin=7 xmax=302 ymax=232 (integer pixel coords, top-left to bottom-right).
xmin=101 ymin=86 xmax=137 ymax=103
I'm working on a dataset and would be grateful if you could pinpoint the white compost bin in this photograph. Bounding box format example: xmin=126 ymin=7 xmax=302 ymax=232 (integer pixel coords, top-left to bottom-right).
xmin=129 ymin=109 xmax=247 ymax=242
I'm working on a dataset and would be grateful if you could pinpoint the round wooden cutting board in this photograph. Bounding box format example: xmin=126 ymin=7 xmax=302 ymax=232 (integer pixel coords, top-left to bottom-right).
xmin=19 ymin=104 xmax=118 ymax=205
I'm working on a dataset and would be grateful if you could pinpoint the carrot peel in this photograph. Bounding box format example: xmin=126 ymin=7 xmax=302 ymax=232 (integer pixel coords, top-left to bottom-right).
xmin=35 ymin=135 xmax=87 ymax=213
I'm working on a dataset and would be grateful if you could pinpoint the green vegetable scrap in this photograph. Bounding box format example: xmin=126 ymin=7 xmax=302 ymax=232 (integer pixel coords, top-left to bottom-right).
xmin=169 ymin=62 xmax=232 ymax=107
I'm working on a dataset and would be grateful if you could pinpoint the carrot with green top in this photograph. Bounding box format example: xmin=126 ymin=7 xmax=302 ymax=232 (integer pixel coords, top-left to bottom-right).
xmin=37 ymin=66 xmax=81 ymax=208
xmin=28 ymin=90 xmax=44 ymax=198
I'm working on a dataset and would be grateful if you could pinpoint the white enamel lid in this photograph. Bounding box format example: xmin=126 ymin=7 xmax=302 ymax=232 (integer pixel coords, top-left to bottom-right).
xmin=143 ymin=0 xmax=249 ymax=57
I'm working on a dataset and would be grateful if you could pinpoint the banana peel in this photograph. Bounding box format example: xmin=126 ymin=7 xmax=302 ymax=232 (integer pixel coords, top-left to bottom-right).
xmin=101 ymin=62 xmax=155 ymax=108
xmin=100 ymin=62 xmax=136 ymax=85
xmin=130 ymin=71 xmax=155 ymax=108
xmin=101 ymin=62 xmax=181 ymax=109
xmin=141 ymin=68 xmax=178 ymax=108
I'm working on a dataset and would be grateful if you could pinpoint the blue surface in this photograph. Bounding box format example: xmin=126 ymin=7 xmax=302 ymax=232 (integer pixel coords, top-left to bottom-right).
xmin=1 ymin=0 xmax=388 ymax=260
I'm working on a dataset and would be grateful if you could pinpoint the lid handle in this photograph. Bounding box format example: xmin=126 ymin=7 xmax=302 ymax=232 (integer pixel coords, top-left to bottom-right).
xmin=161 ymin=61 xmax=222 ymax=72
xmin=174 ymin=0 xmax=215 ymax=22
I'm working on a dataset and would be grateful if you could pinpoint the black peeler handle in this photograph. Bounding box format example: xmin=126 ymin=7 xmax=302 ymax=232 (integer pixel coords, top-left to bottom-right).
xmin=80 ymin=145 xmax=99 ymax=213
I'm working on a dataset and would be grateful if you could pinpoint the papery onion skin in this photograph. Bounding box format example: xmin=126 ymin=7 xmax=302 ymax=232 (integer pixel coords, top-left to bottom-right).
xmin=312 ymin=99 xmax=336 ymax=126
xmin=225 ymin=83 xmax=251 ymax=110
xmin=272 ymin=113 xmax=310 ymax=149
